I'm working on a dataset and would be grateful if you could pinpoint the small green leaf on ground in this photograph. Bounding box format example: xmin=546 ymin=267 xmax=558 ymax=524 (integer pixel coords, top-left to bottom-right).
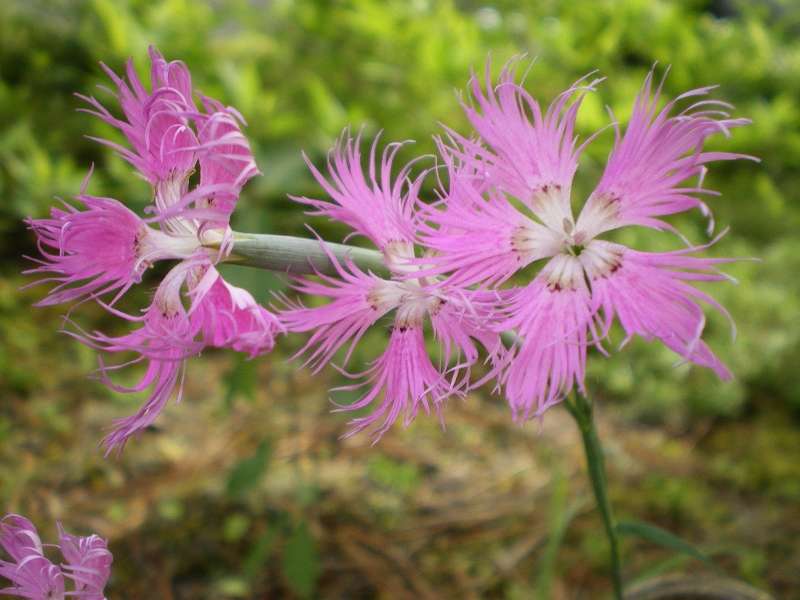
xmin=282 ymin=519 xmax=321 ymax=600
xmin=225 ymin=439 xmax=273 ymax=496
xmin=615 ymin=519 xmax=724 ymax=575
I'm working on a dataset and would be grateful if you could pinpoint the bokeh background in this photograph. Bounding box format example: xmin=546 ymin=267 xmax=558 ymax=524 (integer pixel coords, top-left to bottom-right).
xmin=1 ymin=0 xmax=799 ymax=598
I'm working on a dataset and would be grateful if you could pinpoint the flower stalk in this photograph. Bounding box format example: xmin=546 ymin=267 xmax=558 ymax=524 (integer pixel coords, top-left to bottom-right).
xmin=563 ymin=393 xmax=623 ymax=600
xmin=217 ymin=232 xmax=390 ymax=278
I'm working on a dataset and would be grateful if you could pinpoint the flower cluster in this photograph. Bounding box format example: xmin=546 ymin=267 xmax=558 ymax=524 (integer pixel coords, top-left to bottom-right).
xmin=0 ymin=514 xmax=111 ymax=600
xmin=280 ymin=133 xmax=507 ymax=438
xmin=25 ymin=48 xmax=284 ymax=454
xmin=414 ymin=60 xmax=753 ymax=423
xmin=26 ymin=49 xmax=751 ymax=449
xmin=281 ymin=59 xmax=751 ymax=436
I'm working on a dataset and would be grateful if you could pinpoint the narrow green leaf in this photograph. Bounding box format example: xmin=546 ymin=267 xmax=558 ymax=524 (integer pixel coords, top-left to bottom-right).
xmin=241 ymin=521 xmax=282 ymax=580
xmin=282 ymin=519 xmax=321 ymax=600
xmin=535 ymin=475 xmax=587 ymax=600
xmin=615 ymin=520 xmax=724 ymax=575
xmin=225 ymin=439 xmax=273 ymax=496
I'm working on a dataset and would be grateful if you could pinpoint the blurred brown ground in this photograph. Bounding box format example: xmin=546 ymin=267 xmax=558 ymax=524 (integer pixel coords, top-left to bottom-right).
xmin=2 ymin=286 xmax=798 ymax=599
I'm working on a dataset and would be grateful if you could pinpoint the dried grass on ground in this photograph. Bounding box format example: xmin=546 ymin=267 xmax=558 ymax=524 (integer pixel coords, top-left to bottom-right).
xmin=3 ymin=324 xmax=798 ymax=599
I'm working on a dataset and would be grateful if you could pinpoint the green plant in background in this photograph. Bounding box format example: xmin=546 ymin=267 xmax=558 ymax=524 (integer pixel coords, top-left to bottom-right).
xmin=220 ymin=440 xmax=321 ymax=599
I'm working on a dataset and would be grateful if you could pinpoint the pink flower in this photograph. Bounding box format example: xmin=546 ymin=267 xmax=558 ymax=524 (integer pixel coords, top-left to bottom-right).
xmin=57 ymin=526 xmax=112 ymax=600
xmin=0 ymin=515 xmax=111 ymax=600
xmin=69 ymin=255 xmax=284 ymax=455
xmin=25 ymin=191 xmax=153 ymax=307
xmin=423 ymin=59 xmax=754 ymax=422
xmin=282 ymin=131 xmax=505 ymax=439
xmin=188 ymin=262 xmax=284 ymax=356
xmin=25 ymin=48 xmax=283 ymax=453
xmin=79 ymin=46 xmax=198 ymax=185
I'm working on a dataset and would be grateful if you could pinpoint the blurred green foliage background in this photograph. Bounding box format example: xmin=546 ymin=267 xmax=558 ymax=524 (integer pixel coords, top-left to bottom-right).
xmin=2 ymin=0 xmax=800 ymax=598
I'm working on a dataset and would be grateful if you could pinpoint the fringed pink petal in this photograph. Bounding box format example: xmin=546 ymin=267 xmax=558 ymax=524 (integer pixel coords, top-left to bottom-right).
xmin=293 ymin=130 xmax=423 ymax=258
xmin=80 ymin=48 xmax=198 ymax=186
xmin=23 ymin=195 xmax=148 ymax=306
xmin=499 ymin=257 xmax=600 ymax=422
xmin=334 ymin=325 xmax=456 ymax=440
xmin=67 ymin=264 xmax=203 ymax=454
xmin=58 ymin=526 xmax=111 ymax=600
xmin=187 ymin=264 xmax=285 ymax=357
xmin=0 ymin=516 xmax=65 ymax=600
xmin=583 ymin=240 xmax=735 ymax=380
xmin=419 ymin=165 xmax=563 ymax=287
xmin=0 ymin=517 xmax=44 ymax=562
xmin=0 ymin=554 xmax=64 ymax=599
xmin=279 ymin=260 xmax=395 ymax=372
xmin=576 ymin=69 xmax=755 ymax=239
xmin=428 ymin=289 xmax=508 ymax=393
xmin=194 ymin=97 xmax=261 ymax=228
xmin=97 ymin=348 xmax=189 ymax=456
xmin=441 ymin=57 xmax=601 ymax=230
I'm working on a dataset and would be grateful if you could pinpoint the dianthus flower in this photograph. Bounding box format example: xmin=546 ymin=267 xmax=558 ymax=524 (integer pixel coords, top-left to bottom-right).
xmin=25 ymin=47 xmax=284 ymax=454
xmin=421 ymin=59 xmax=754 ymax=423
xmin=280 ymin=132 xmax=506 ymax=439
xmin=0 ymin=514 xmax=111 ymax=600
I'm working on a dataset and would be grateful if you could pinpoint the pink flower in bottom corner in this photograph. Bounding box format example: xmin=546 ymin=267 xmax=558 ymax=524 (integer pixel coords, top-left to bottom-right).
xmin=0 ymin=515 xmax=111 ymax=600
xmin=421 ymin=58 xmax=757 ymax=423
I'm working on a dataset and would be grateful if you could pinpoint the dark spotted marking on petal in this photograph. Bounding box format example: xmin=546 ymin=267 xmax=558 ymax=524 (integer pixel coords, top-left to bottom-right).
xmin=540 ymin=183 xmax=562 ymax=193
xmin=427 ymin=297 xmax=446 ymax=317
xmin=601 ymin=193 xmax=621 ymax=208
xmin=511 ymin=225 xmax=536 ymax=261
xmin=588 ymin=248 xmax=624 ymax=280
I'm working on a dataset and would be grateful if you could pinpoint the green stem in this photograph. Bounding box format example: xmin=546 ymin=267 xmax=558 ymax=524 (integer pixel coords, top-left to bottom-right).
xmin=563 ymin=393 xmax=623 ymax=600
xmin=209 ymin=231 xmax=391 ymax=278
